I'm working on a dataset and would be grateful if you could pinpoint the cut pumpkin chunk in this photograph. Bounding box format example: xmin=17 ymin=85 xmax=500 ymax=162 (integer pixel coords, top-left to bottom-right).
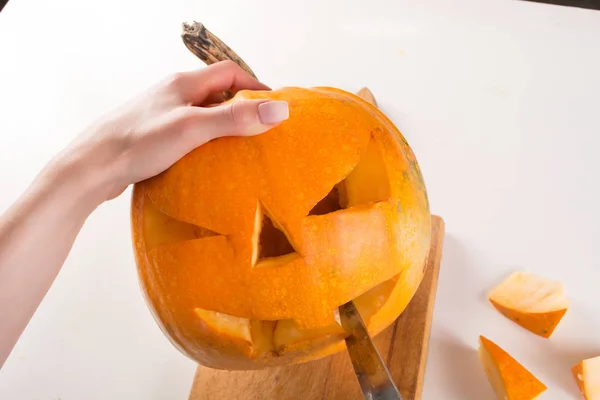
xmin=273 ymin=318 xmax=345 ymax=354
xmin=488 ymin=271 xmax=569 ymax=338
xmin=195 ymin=308 xmax=252 ymax=344
xmin=478 ymin=335 xmax=547 ymax=400
xmin=572 ymin=356 xmax=600 ymax=400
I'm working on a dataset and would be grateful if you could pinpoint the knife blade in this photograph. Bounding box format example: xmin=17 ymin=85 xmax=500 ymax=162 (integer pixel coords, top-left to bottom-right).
xmin=338 ymin=301 xmax=403 ymax=400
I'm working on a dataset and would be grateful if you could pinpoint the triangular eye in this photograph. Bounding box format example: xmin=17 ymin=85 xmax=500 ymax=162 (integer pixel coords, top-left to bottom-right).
xmin=143 ymin=196 xmax=221 ymax=250
xmin=252 ymin=201 xmax=298 ymax=267
xmin=307 ymin=184 xmax=344 ymax=216
xmin=308 ymin=136 xmax=391 ymax=216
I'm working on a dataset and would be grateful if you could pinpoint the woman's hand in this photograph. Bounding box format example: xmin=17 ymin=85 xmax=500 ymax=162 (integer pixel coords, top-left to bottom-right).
xmin=0 ymin=61 xmax=288 ymax=368
xmin=55 ymin=60 xmax=289 ymax=203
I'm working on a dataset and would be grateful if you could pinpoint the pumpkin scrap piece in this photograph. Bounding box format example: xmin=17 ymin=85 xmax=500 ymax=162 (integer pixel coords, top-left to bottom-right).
xmin=478 ymin=335 xmax=547 ymax=400
xmin=572 ymin=356 xmax=600 ymax=400
xmin=488 ymin=271 xmax=569 ymax=338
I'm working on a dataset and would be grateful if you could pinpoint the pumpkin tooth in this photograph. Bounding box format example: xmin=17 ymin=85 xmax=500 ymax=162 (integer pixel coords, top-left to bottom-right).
xmin=249 ymin=320 xmax=277 ymax=355
xmin=273 ymin=318 xmax=345 ymax=355
xmin=194 ymin=308 xmax=252 ymax=344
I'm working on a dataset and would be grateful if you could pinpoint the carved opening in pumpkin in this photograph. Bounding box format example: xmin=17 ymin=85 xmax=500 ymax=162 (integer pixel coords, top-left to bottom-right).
xmin=193 ymin=276 xmax=399 ymax=357
xmin=272 ymin=274 xmax=398 ymax=355
xmin=252 ymin=201 xmax=299 ymax=268
xmin=308 ymin=184 xmax=344 ymax=216
xmin=143 ymin=196 xmax=221 ymax=250
xmin=195 ymin=307 xmax=278 ymax=355
xmin=308 ymin=136 xmax=392 ymax=217
xmin=190 ymin=136 xmax=399 ymax=357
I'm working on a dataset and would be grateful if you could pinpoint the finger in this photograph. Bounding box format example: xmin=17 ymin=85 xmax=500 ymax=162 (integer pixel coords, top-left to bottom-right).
xmin=173 ymin=61 xmax=270 ymax=104
xmin=185 ymin=99 xmax=289 ymax=144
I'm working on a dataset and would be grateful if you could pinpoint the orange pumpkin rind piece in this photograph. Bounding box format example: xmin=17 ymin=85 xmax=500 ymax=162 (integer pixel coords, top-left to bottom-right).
xmin=572 ymin=356 xmax=600 ymax=400
xmin=478 ymin=335 xmax=547 ymax=400
xmin=488 ymin=271 xmax=569 ymax=338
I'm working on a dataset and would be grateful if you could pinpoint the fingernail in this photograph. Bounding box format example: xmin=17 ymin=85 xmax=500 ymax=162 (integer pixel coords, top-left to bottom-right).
xmin=258 ymin=101 xmax=289 ymax=125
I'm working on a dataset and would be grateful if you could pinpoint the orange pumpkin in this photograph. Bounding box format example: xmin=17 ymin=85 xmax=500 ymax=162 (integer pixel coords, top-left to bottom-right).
xmin=131 ymin=23 xmax=431 ymax=369
xmin=130 ymin=85 xmax=431 ymax=369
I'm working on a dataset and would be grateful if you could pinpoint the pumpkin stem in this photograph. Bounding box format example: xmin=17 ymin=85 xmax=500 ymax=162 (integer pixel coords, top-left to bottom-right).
xmin=181 ymin=21 xmax=257 ymax=79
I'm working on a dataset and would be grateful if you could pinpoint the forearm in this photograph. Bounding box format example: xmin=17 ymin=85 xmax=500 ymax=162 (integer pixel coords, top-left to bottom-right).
xmin=0 ymin=155 xmax=102 ymax=367
xmin=0 ymin=62 xmax=285 ymax=368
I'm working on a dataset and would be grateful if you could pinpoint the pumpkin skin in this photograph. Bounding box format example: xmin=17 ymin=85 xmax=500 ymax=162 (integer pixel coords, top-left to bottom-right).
xmin=130 ymin=86 xmax=431 ymax=369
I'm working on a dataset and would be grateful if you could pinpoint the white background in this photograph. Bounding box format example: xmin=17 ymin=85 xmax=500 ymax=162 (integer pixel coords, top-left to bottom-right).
xmin=1 ymin=0 xmax=599 ymax=399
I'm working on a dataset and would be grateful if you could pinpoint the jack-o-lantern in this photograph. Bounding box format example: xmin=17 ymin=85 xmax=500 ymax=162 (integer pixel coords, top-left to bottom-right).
xmin=130 ymin=24 xmax=431 ymax=370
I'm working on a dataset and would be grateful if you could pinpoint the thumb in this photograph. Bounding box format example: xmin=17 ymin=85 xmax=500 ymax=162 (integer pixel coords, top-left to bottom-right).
xmin=194 ymin=99 xmax=289 ymax=141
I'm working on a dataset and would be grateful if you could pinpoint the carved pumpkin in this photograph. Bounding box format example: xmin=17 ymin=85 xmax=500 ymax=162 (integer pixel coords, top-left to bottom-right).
xmin=130 ymin=24 xmax=431 ymax=370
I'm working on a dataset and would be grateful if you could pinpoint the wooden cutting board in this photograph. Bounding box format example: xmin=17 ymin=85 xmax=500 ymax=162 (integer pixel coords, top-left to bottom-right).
xmin=188 ymin=215 xmax=445 ymax=400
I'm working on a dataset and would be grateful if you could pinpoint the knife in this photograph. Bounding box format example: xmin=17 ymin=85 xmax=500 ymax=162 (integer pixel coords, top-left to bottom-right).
xmin=338 ymin=301 xmax=403 ymax=400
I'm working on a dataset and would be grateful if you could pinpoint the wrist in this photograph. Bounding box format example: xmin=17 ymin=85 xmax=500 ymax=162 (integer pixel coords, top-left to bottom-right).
xmin=39 ymin=147 xmax=110 ymax=218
